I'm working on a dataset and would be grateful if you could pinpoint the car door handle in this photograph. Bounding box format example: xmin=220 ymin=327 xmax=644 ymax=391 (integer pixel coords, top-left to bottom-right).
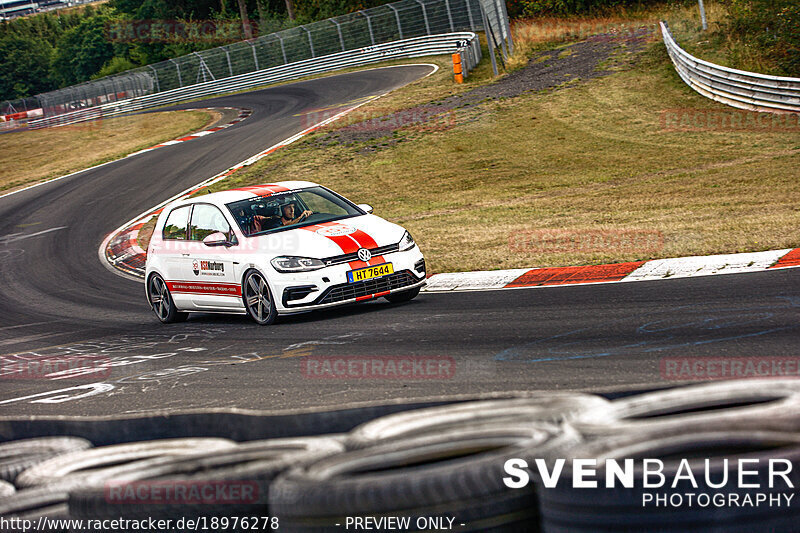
xmin=181 ymin=253 xmax=190 ymax=256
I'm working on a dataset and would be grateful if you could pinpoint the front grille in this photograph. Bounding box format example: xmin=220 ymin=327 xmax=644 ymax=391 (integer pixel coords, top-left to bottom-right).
xmin=315 ymin=270 xmax=419 ymax=305
xmin=321 ymin=243 xmax=400 ymax=266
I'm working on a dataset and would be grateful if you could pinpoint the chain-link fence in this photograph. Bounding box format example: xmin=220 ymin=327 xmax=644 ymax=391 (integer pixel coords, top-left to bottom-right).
xmin=1 ymin=0 xmax=512 ymax=121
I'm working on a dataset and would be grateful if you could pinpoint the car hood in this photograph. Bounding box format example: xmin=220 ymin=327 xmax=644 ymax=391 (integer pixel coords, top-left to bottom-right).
xmin=249 ymin=214 xmax=406 ymax=258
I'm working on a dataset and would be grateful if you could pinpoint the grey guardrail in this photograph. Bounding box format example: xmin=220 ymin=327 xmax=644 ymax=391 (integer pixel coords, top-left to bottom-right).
xmin=660 ymin=21 xmax=800 ymax=113
xmin=30 ymin=32 xmax=481 ymax=129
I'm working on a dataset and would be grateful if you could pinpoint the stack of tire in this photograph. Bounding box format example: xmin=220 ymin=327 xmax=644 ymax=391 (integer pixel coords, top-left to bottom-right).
xmin=536 ymin=379 xmax=800 ymax=533
xmin=0 ymin=380 xmax=799 ymax=532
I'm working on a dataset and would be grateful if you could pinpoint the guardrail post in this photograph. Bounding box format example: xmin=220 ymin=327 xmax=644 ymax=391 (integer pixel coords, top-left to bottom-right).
xmin=359 ymin=10 xmax=375 ymax=45
xmin=465 ymin=0 xmax=475 ymax=31
xmin=414 ymin=0 xmax=431 ymax=35
xmin=248 ymin=41 xmax=260 ymax=70
xmin=444 ymin=0 xmax=454 ymax=32
xmin=698 ymin=0 xmax=708 ymax=30
xmin=492 ymin=0 xmax=508 ymax=59
xmin=387 ymin=4 xmax=403 ymax=40
xmin=169 ymin=59 xmax=183 ymax=87
xmin=497 ymin=0 xmax=513 ymax=52
xmin=147 ymin=65 xmax=160 ymax=93
xmin=276 ymin=34 xmax=288 ymax=64
xmin=302 ymin=26 xmax=315 ymax=57
xmin=223 ymin=47 xmax=234 ymax=77
xmin=480 ymin=3 xmax=498 ymax=76
xmin=331 ymin=20 xmax=346 ymax=51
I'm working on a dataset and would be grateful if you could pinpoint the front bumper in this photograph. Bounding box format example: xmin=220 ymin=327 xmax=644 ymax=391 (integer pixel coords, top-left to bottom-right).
xmin=272 ymin=247 xmax=426 ymax=314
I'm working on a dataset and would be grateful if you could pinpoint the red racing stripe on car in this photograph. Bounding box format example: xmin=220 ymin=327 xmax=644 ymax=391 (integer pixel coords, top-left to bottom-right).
xmin=348 ymin=229 xmax=385 ymax=267
xmin=355 ymin=290 xmax=391 ymax=302
xmin=166 ymin=281 xmax=242 ymax=297
xmin=304 ymin=222 xmax=361 ymax=254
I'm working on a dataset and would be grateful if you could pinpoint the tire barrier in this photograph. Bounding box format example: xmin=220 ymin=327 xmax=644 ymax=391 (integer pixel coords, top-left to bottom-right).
xmin=69 ymin=437 xmax=345 ymax=521
xmin=0 ymin=437 xmax=92 ymax=483
xmin=571 ymin=379 xmax=800 ymax=437
xmin=345 ymin=393 xmax=609 ymax=449
xmin=537 ymin=431 xmax=800 ymax=533
xmin=0 ymin=380 xmax=798 ymax=532
xmin=271 ymin=424 xmax=579 ymax=532
xmin=0 ymin=479 xmax=14 ymax=497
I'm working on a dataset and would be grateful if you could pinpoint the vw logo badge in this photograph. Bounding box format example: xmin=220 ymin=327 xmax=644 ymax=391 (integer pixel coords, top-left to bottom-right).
xmin=357 ymin=248 xmax=372 ymax=262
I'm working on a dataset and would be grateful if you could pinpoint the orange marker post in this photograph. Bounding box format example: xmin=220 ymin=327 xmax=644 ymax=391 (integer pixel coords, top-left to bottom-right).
xmin=452 ymin=53 xmax=463 ymax=84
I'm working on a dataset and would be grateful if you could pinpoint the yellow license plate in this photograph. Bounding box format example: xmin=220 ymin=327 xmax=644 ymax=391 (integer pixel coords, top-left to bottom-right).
xmin=348 ymin=263 xmax=393 ymax=283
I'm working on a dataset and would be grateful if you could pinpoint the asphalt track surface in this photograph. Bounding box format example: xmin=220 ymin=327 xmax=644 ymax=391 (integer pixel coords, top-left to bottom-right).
xmin=0 ymin=64 xmax=798 ymax=418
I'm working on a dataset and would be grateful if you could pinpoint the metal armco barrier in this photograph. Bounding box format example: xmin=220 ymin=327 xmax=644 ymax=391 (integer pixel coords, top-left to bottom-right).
xmin=660 ymin=21 xmax=800 ymax=113
xmin=29 ymin=32 xmax=481 ymax=129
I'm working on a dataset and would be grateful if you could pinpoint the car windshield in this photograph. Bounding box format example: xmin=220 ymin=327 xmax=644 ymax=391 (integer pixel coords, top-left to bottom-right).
xmin=226 ymin=186 xmax=363 ymax=237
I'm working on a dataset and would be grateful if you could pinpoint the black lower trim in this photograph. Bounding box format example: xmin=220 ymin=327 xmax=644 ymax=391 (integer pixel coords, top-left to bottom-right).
xmin=282 ymin=285 xmax=318 ymax=307
xmin=290 ymin=270 xmax=421 ymax=307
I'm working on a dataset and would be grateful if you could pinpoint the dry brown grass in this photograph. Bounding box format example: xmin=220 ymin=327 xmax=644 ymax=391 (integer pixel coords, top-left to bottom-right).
xmin=506 ymin=9 xmax=669 ymax=70
xmin=211 ymin=37 xmax=800 ymax=274
xmin=0 ymin=110 xmax=217 ymax=193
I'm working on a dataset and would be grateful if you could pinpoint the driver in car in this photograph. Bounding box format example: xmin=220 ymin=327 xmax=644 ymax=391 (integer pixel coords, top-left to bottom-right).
xmin=235 ymin=208 xmax=274 ymax=235
xmin=280 ymin=202 xmax=313 ymax=226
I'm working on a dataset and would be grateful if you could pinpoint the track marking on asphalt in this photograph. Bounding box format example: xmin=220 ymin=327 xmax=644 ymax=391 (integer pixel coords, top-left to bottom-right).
xmin=0 ymin=226 xmax=67 ymax=245
xmin=0 ymin=383 xmax=114 ymax=405
xmin=0 ymin=332 xmax=72 ymax=347
xmin=0 ymin=321 xmax=52 ymax=331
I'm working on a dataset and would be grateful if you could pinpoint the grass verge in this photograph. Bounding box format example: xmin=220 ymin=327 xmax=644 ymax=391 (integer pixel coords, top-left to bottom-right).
xmin=0 ymin=109 xmax=217 ymax=194
xmin=196 ymin=19 xmax=798 ymax=274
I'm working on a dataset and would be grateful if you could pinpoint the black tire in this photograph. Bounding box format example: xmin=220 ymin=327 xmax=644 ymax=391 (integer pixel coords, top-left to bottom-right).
xmin=15 ymin=438 xmax=236 ymax=488
xmin=69 ymin=437 xmax=344 ymax=520
xmin=537 ymin=430 xmax=800 ymax=532
xmin=147 ymin=273 xmax=188 ymax=324
xmin=0 ymin=479 xmax=15 ymax=496
xmin=346 ymin=394 xmax=610 ymax=450
xmin=572 ymin=378 xmax=800 ymax=438
xmin=242 ymin=269 xmax=278 ymax=325
xmin=0 ymin=437 xmax=92 ymax=483
xmin=0 ymin=486 xmax=72 ymax=517
xmin=384 ymin=286 xmax=420 ymax=303
xmin=270 ymin=423 xmax=579 ymax=533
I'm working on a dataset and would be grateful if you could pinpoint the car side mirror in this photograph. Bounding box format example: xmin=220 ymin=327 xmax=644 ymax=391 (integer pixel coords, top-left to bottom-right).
xmin=358 ymin=203 xmax=373 ymax=214
xmin=203 ymin=232 xmax=229 ymax=247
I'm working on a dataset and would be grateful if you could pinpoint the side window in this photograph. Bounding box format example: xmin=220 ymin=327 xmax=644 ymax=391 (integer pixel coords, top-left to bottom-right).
xmin=189 ymin=204 xmax=233 ymax=242
xmin=162 ymin=206 xmax=191 ymax=240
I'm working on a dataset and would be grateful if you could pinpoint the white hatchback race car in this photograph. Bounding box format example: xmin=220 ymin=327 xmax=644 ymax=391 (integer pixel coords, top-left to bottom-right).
xmin=144 ymin=181 xmax=426 ymax=325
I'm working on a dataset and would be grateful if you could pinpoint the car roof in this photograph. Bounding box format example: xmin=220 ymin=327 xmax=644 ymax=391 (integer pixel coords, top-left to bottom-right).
xmin=169 ymin=181 xmax=320 ymax=209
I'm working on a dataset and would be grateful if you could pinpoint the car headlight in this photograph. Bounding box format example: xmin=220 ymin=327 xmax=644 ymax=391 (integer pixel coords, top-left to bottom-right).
xmin=271 ymin=256 xmax=326 ymax=273
xmin=398 ymin=231 xmax=415 ymax=251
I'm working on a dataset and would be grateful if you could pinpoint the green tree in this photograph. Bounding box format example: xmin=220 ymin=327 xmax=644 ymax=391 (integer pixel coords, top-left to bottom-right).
xmin=51 ymin=15 xmax=116 ymax=86
xmin=0 ymin=34 xmax=55 ymax=100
